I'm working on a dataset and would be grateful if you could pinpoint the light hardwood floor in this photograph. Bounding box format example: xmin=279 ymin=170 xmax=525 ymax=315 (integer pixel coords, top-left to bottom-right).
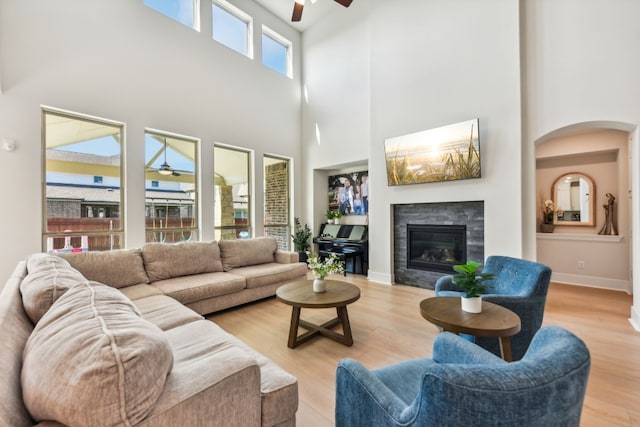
xmin=210 ymin=275 xmax=640 ymax=426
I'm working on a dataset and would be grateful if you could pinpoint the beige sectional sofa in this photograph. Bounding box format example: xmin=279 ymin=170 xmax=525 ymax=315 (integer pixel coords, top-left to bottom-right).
xmin=0 ymin=237 xmax=307 ymax=426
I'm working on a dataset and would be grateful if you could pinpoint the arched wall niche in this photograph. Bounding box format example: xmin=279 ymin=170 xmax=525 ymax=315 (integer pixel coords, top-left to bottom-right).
xmin=534 ymin=120 xmax=639 ymax=330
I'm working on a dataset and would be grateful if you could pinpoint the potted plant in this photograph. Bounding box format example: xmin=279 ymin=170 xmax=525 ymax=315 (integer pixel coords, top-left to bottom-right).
xmin=326 ymin=210 xmax=336 ymax=224
xmin=333 ymin=210 xmax=343 ymax=224
xmin=452 ymin=260 xmax=496 ymax=313
xmin=540 ymin=198 xmax=562 ymax=233
xmin=291 ymin=218 xmax=312 ymax=263
xmin=305 ymin=251 xmax=344 ymax=292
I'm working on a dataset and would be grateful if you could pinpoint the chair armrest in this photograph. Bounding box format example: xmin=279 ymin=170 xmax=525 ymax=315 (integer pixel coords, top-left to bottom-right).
xmin=434 ymin=275 xmax=465 ymax=294
xmin=432 ymin=332 xmax=507 ymax=366
xmin=275 ymin=250 xmax=299 ymax=264
xmin=335 ymin=359 xmax=410 ymax=426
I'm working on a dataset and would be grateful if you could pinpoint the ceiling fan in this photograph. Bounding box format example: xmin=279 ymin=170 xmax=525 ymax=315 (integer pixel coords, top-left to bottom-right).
xmin=292 ymin=0 xmax=353 ymax=22
xmin=148 ymin=138 xmax=182 ymax=177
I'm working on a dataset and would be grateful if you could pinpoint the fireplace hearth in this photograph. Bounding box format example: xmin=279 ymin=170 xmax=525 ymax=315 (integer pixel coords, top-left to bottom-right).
xmin=407 ymin=224 xmax=466 ymax=273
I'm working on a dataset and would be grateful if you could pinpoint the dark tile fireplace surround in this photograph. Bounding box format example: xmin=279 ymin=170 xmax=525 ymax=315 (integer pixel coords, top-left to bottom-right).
xmin=393 ymin=201 xmax=484 ymax=289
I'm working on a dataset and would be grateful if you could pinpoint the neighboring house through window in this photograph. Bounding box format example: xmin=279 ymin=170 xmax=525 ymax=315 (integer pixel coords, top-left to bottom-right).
xmin=43 ymin=108 xmax=125 ymax=253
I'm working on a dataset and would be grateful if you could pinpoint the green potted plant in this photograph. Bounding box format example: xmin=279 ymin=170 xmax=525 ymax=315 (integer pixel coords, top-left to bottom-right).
xmin=305 ymin=251 xmax=344 ymax=292
xmin=333 ymin=210 xmax=343 ymax=224
xmin=326 ymin=210 xmax=336 ymax=224
xmin=452 ymin=260 xmax=496 ymax=313
xmin=291 ymin=217 xmax=312 ymax=263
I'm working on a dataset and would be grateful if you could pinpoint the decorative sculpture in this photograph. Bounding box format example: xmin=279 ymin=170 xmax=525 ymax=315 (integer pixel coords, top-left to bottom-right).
xmin=598 ymin=193 xmax=618 ymax=235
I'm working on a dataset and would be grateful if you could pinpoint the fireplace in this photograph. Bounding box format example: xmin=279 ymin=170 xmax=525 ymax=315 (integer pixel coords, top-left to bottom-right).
xmin=407 ymin=224 xmax=467 ymax=273
xmin=393 ymin=201 xmax=484 ymax=289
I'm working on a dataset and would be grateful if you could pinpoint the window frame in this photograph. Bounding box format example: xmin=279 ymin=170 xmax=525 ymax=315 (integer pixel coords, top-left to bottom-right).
xmin=263 ymin=154 xmax=292 ymax=250
xmin=143 ymin=0 xmax=201 ymax=31
xmin=212 ymin=0 xmax=254 ymax=59
xmin=144 ymin=128 xmax=200 ymax=244
xmin=261 ymin=25 xmax=293 ymax=78
xmin=42 ymin=107 xmax=126 ymax=253
xmin=214 ymin=144 xmax=253 ymax=240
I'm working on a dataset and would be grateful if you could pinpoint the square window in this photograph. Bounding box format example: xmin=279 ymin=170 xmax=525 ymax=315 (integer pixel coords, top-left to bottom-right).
xmin=151 ymin=180 xmax=159 ymax=188
xmin=144 ymin=0 xmax=200 ymax=30
xmin=93 ymin=176 xmax=103 ymax=184
xmin=262 ymin=26 xmax=292 ymax=78
xmin=212 ymin=0 xmax=253 ymax=58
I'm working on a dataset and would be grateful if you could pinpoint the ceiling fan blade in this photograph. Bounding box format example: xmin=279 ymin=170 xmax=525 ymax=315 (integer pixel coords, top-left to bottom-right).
xmin=292 ymin=2 xmax=304 ymax=22
xmin=334 ymin=0 xmax=353 ymax=7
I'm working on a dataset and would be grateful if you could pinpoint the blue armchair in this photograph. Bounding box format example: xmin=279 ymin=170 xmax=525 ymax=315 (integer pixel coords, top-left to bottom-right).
xmin=435 ymin=255 xmax=552 ymax=360
xmin=335 ymin=326 xmax=590 ymax=427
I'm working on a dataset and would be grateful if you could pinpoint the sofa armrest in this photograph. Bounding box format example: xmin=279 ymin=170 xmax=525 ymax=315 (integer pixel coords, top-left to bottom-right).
xmin=275 ymin=250 xmax=299 ymax=264
xmin=140 ymin=346 xmax=262 ymax=427
xmin=432 ymin=332 xmax=507 ymax=366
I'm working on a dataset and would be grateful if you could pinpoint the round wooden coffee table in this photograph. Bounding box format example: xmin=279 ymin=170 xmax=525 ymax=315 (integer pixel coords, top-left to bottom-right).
xmin=420 ymin=297 xmax=521 ymax=361
xmin=276 ymin=280 xmax=360 ymax=348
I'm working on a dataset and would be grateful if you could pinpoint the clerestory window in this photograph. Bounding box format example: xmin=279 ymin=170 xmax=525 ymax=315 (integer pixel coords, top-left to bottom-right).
xmin=143 ymin=0 xmax=200 ymax=31
xmin=212 ymin=0 xmax=253 ymax=58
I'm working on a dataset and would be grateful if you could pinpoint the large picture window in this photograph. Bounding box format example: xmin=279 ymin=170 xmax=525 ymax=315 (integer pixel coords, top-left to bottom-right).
xmin=264 ymin=155 xmax=290 ymax=250
xmin=43 ymin=109 xmax=125 ymax=253
xmin=145 ymin=130 xmax=198 ymax=243
xmin=214 ymin=145 xmax=251 ymax=240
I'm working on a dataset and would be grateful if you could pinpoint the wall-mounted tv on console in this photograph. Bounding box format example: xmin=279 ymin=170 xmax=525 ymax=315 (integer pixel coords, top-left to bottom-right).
xmin=384 ymin=118 xmax=481 ymax=186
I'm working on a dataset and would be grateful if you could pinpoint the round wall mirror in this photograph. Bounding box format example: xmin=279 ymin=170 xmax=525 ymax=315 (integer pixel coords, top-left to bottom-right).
xmin=552 ymin=173 xmax=595 ymax=226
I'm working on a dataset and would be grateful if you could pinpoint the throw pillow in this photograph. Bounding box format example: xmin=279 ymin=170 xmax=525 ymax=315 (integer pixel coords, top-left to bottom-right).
xmin=22 ymin=281 xmax=173 ymax=426
xmin=20 ymin=253 xmax=87 ymax=324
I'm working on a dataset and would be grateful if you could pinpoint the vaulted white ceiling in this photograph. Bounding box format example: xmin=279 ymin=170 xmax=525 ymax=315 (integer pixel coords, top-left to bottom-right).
xmin=253 ymin=0 xmax=345 ymax=31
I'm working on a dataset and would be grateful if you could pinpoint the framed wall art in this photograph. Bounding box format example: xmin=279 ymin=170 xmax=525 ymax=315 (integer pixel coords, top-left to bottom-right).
xmin=384 ymin=118 xmax=481 ymax=186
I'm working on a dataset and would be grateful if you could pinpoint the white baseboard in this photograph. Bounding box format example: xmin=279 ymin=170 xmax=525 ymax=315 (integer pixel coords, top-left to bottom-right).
xmin=551 ymin=272 xmax=630 ymax=292
xmin=367 ymin=271 xmax=393 ymax=286
xmin=630 ymin=305 xmax=640 ymax=332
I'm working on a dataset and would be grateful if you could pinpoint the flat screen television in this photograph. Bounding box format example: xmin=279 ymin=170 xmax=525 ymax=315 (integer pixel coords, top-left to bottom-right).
xmin=384 ymin=118 xmax=480 ymax=186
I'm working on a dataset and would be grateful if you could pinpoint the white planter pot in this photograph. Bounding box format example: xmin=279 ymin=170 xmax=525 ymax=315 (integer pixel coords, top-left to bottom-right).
xmin=461 ymin=296 xmax=482 ymax=313
xmin=313 ymin=278 xmax=327 ymax=293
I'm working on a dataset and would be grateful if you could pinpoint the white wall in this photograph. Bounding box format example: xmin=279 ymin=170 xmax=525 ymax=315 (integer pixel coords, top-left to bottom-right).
xmin=301 ymin=0 xmax=371 ymax=234
xmin=0 ymin=0 xmax=302 ymax=279
xmin=522 ymin=0 xmax=640 ymax=327
xmin=303 ymin=0 xmax=523 ymax=284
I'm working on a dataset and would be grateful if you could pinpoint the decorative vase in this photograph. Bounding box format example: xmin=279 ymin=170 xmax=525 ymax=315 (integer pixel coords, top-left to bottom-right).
xmin=327 ymin=219 xmax=334 ymax=224
xmin=461 ymin=296 xmax=482 ymax=313
xmin=540 ymin=223 xmax=555 ymax=233
xmin=313 ymin=278 xmax=326 ymax=293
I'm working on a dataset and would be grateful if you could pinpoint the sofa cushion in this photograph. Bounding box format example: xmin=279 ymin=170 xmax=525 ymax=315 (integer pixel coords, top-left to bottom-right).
xmin=58 ymin=248 xmax=149 ymax=288
xmin=168 ymin=320 xmax=298 ymax=426
xmin=134 ymin=294 xmax=203 ymax=331
xmin=20 ymin=253 xmax=86 ymax=323
xmin=22 ymin=281 xmax=173 ymax=427
xmin=150 ymin=272 xmax=246 ymax=305
xmin=229 ymin=263 xmax=308 ymax=289
xmin=142 ymin=241 xmax=225 ymax=282
xmin=118 ymin=283 xmax=164 ymax=301
xmin=219 ymin=237 xmax=278 ymax=271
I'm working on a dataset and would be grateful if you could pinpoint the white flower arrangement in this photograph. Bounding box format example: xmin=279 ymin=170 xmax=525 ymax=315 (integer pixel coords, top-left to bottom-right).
xmin=305 ymin=251 xmax=344 ymax=279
